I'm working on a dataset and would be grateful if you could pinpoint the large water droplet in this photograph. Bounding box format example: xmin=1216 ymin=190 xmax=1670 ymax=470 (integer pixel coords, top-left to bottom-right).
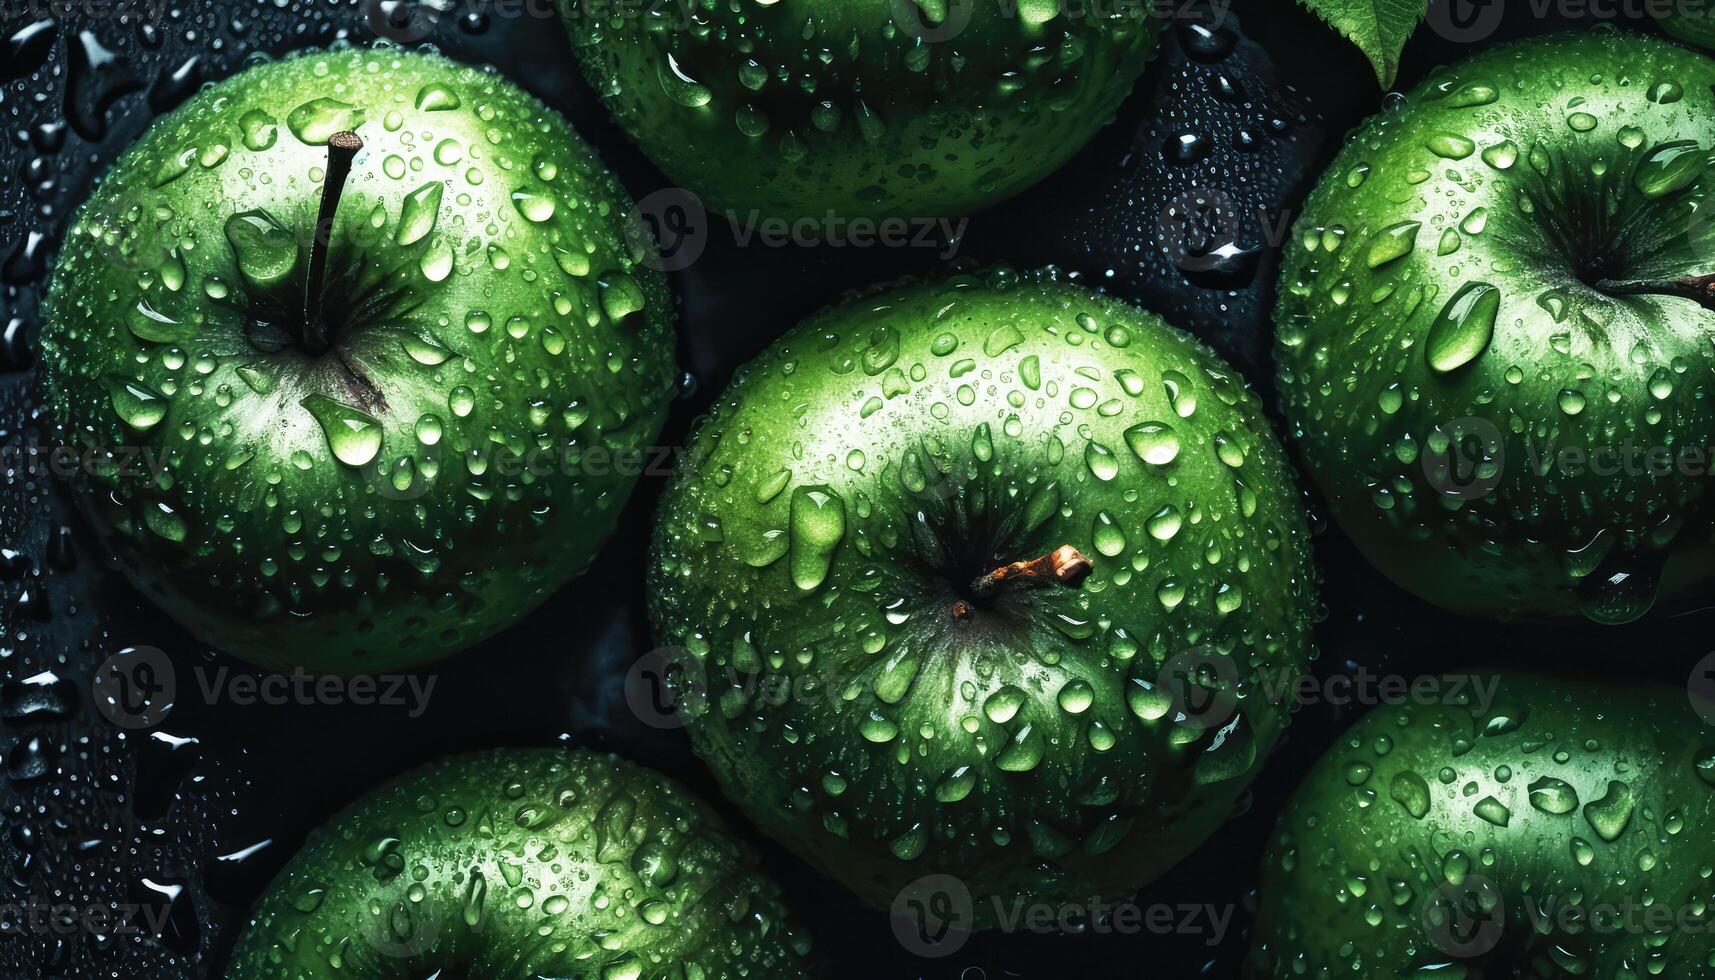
xmin=224 ymin=211 xmax=297 ymax=289
xmin=1425 ymin=282 xmax=1499 ymax=373
xmin=1634 ymin=140 xmax=1707 ymax=199
xmin=788 ymin=486 xmax=845 ymax=592
xmin=301 ymin=394 xmax=383 ymax=466
xmin=286 ymin=97 xmax=365 ymax=145
xmin=395 ymin=182 xmax=443 ymax=246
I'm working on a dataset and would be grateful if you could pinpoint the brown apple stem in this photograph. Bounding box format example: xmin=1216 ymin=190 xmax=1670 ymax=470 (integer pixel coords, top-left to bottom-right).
xmin=1596 ymin=272 xmax=1715 ymax=312
xmin=303 ymin=130 xmax=363 ymax=355
xmin=969 ymin=545 xmax=1093 ymax=599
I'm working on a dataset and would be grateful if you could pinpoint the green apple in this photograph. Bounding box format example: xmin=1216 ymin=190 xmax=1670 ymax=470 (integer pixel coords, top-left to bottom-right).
xmin=1248 ymin=674 xmax=1715 ymax=977
xmin=649 ymin=268 xmax=1318 ymax=927
xmin=566 ymin=0 xmax=1160 ymax=221
xmin=1277 ymin=32 xmax=1715 ymax=624
xmin=228 ymin=748 xmax=820 ymax=978
xmin=1659 ymin=10 xmax=1715 ymax=51
xmin=39 ymin=47 xmax=677 ymax=673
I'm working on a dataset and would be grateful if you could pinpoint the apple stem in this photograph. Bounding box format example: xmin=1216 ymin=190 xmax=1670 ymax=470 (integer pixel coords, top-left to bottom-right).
xmin=1595 ymin=273 xmax=1715 ymax=311
xmin=303 ymin=130 xmax=364 ymax=355
xmin=969 ymin=545 xmax=1093 ymax=599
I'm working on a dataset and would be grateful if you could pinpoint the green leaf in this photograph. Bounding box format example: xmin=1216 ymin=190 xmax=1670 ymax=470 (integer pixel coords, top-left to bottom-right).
xmin=1297 ymin=0 xmax=1427 ymax=88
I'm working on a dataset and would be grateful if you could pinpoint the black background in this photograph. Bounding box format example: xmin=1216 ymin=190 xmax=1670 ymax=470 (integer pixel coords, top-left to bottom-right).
xmin=0 ymin=1 xmax=1704 ymax=977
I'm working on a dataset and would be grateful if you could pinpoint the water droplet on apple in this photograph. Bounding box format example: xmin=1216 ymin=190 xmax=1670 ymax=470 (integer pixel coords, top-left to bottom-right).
xmin=1424 ymin=282 xmax=1499 ymax=373
xmin=414 ymin=82 xmax=460 ymax=112
xmin=106 ymin=376 xmax=168 ymax=430
xmin=788 ymin=486 xmax=845 ymax=592
xmin=395 ymin=182 xmax=443 ymax=246
xmin=301 ymin=394 xmax=383 ymax=467
xmin=1634 ymin=140 xmax=1707 ymax=199
xmin=1123 ymin=421 xmax=1180 ymax=465
xmin=286 ymin=97 xmax=365 ymax=145
xmin=240 ymin=108 xmax=277 ymax=151
xmin=1363 ymin=221 xmax=1420 ymax=268
xmin=224 ymin=210 xmax=297 ymax=289
xmin=127 ymin=297 xmax=192 ymax=343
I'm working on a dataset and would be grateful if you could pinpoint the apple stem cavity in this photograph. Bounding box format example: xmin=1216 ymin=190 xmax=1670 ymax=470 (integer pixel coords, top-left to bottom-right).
xmin=969 ymin=545 xmax=1093 ymax=599
xmin=302 ymin=130 xmax=364 ymax=356
xmin=1595 ymin=273 xmax=1715 ymax=312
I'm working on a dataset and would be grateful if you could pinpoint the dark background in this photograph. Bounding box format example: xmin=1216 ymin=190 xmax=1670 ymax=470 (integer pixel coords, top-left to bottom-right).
xmin=0 ymin=1 xmax=1705 ymax=977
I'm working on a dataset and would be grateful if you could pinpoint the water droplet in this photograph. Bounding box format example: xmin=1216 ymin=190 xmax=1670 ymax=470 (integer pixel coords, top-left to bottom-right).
xmin=301 ymin=394 xmax=383 ymax=466
xmin=1123 ymin=422 xmax=1180 ymax=465
xmin=395 ymin=182 xmax=443 ymax=246
xmin=414 ymin=82 xmax=460 ymax=111
xmin=224 ymin=211 xmax=297 ymax=289
xmin=1583 ymin=780 xmax=1635 ymax=842
xmin=788 ymin=486 xmax=845 ymax=592
xmin=599 ymin=274 xmax=647 ymax=325
xmin=1389 ymin=771 xmax=1431 ymax=818
xmin=1424 ymin=282 xmax=1499 ymax=373
xmin=286 ymin=97 xmax=365 ymax=145
xmin=1528 ymin=776 xmax=1579 ymax=814
xmin=106 ymin=377 xmax=167 ymax=430
xmin=1634 ymin=140 xmax=1707 ymax=199
xmin=1364 ymin=221 xmax=1420 ymax=269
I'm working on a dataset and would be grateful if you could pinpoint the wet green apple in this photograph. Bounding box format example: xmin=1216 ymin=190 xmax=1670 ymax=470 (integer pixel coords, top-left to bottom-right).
xmin=39 ymin=47 xmax=677 ymax=673
xmin=649 ymin=268 xmax=1318 ymax=926
xmin=229 ymin=748 xmax=820 ymax=978
xmin=1659 ymin=10 xmax=1715 ymax=51
xmin=1277 ymin=32 xmax=1715 ymax=624
xmin=1249 ymin=674 xmax=1715 ymax=977
xmin=566 ymin=0 xmax=1160 ymax=221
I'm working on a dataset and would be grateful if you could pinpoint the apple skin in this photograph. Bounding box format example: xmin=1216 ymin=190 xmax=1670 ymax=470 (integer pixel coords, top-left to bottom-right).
xmin=1659 ymin=11 xmax=1715 ymax=51
xmin=565 ymin=0 xmax=1160 ymax=222
xmin=1276 ymin=32 xmax=1715 ymax=624
xmin=228 ymin=748 xmax=820 ymax=979
xmin=649 ymin=268 xmax=1318 ymax=926
xmin=38 ymin=48 xmax=677 ymax=674
xmin=1248 ymin=675 xmax=1715 ymax=977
